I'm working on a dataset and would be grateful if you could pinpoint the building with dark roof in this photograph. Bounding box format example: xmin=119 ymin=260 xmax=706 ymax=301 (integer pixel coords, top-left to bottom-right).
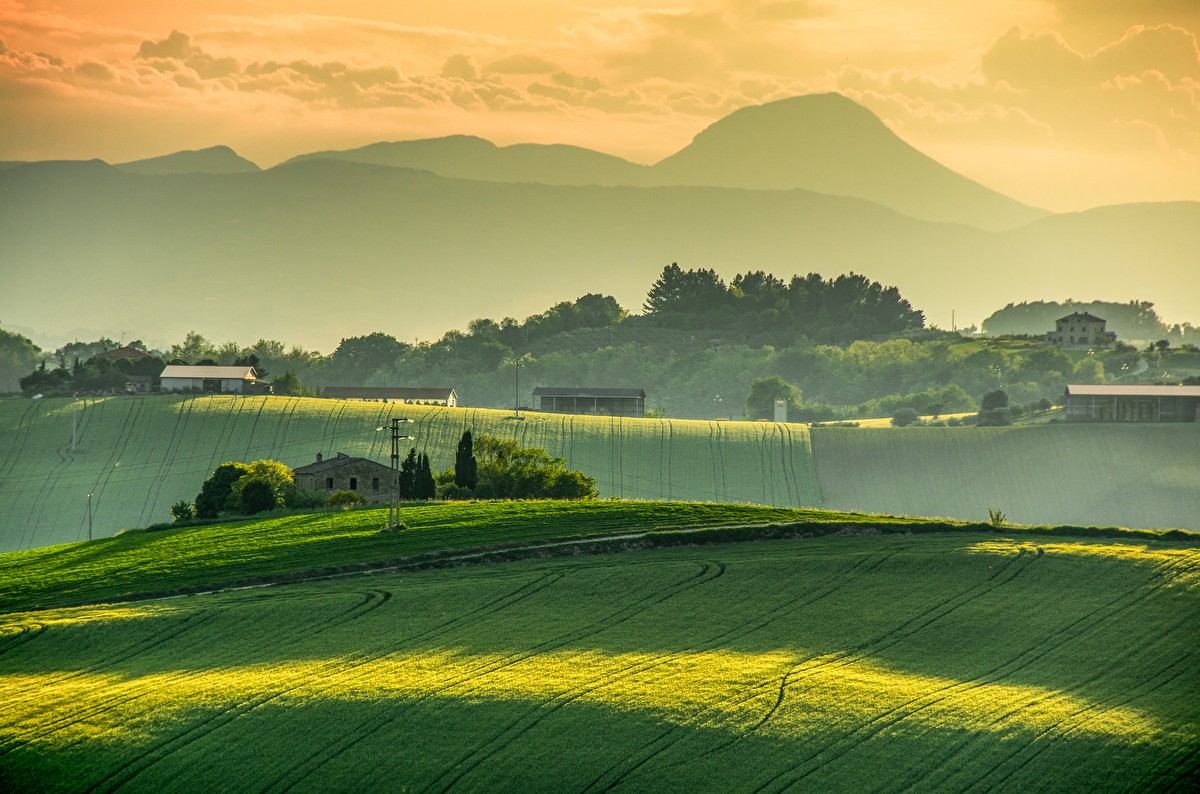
xmin=532 ymin=387 xmax=646 ymax=418
xmin=1065 ymin=384 xmax=1200 ymax=422
xmin=1047 ymin=313 xmax=1117 ymax=350
xmin=321 ymin=386 xmax=457 ymax=407
xmin=94 ymin=343 xmax=149 ymax=361
xmin=293 ymin=452 xmax=395 ymax=503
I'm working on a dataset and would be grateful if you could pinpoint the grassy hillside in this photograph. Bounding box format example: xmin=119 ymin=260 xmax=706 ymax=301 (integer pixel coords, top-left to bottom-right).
xmin=1 ymin=508 xmax=1197 ymax=792
xmin=812 ymin=425 xmax=1200 ymax=531
xmin=2 ymin=395 xmax=1198 ymax=552
xmin=0 ymin=396 xmax=819 ymax=551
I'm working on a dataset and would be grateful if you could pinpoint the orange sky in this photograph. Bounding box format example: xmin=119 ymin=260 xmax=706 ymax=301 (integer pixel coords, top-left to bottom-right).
xmin=2 ymin=0 xmax=1198 ymax=210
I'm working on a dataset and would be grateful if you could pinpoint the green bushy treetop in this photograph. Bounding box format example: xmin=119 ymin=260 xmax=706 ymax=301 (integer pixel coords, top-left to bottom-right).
xmin=744 ymin=376 xmax=802 ymax=420
xmin=472 ymin=434 xmax=598 ymax=500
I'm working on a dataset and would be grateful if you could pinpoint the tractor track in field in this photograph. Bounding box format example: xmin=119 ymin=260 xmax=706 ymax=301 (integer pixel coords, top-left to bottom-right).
xmin=605 ymin=545 xmax=1039 ymax=790
xmin=900 ymin=555 xmax=1200 ymax=794
xmin=80 ymin=586 xmax=400 ymax=793
xmin=765 ymin=552 xmax=1195 ymax=794
xmin=578 ymin=551 xmax=893 ymax=793
xmin=274 ymin=562 xmax=725 ymax=794
xmin=0 ymin=620 xmax=45 ymax=657
xmin=0 ymin=401 xmax=40 ymax=484
xmin=15 ymin=400 xmax=97 ymax=548
xmin=137 ymin=398 xmax=196 ymax=527
xmin=254 ymin=572 xmax=572 ymax=794
xmin=420 ymin=560 xmax=727 ymax=793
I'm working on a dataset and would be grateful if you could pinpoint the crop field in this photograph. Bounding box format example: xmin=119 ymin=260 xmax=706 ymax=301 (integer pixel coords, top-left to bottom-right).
xmin=1 ymin=526 xmax=1198 ymax=792
xmin=1 ymin=395 xmax=1198 ymax=552
xmin=811 ymin=425 xmax=1200 ymax=531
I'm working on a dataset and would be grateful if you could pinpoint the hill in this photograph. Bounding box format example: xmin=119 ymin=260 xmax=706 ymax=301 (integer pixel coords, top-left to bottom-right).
xmin=1 ymin=395 xmax=1197 ymax=552
xmin=3 ymin=155 xmax=1197 ymax=351
xmin=286 ymin=135 xmax=650 ymax=186
xmin=115 ymin=145 xmax=261 ymax=175
xmin=1 ymin=503 xmax=1197 ymax=791
xmin=285 ymin=93 xmax=1044 ymax=231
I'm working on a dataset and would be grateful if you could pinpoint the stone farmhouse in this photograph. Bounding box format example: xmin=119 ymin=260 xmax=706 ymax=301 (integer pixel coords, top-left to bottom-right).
xmin=532 ymin=387 xmax=646 ymax=418
xmin=321 ymin=386 xmax=458 ymax=407
xmin=159 ymin=365 xmax=270 ymax=394
xmin=1047 ymin=312 xmax=1117 ymax=350
xmin=1065 ymin=384 xmax=1200 ymax=422
xmin=293 ymin=452 xmax=395 ymax=503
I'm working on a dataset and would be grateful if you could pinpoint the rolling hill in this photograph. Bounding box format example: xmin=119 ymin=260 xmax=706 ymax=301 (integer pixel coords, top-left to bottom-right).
xmin=1 ymin=395 xmax=1197 ymax=553
xmin=1 ymin=502 xmax=1197 ymax=791
xmin=2 ymin=154 xmax=1197 ymax=352
xmin=115 ymin=145 xmax=261 ymax=175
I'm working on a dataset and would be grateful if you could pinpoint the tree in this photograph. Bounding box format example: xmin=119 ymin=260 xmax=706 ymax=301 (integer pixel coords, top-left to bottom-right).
xmin=455 ymin=431 xmax=478 ymax=489
xmin=239 ymin=479 xmax=276 ymax=515
xmin=398 ymin=448 xmax=418 ymax=500
xmin=891 ymin=407 xmax=920 ymax=427
xmin=417 ymin=453 xmax=437 ymax=500
xmin=744 ymin=376 xmax=802 ymax=421
xmin=271 ymin=369 xmax=313 ymax=397
xmin=0 ymin=327 xmax=41 ymax=393
xmin=195 ymin=462 xmax=251 ymax=518
xmin=473 ymin=434 xmax=598 ymax=499
xmin=170 ymin=500 xmax=195 ymax=523
xmin=978 ymin=389 xmax=1011 ymax=426
xmin=169 ymin=331 xmax=219 ymax=364
xmin=229 ymin=459 xmax=294 ymax=510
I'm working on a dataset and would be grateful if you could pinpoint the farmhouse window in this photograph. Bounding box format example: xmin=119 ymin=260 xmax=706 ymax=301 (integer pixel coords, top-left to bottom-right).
xmin=326 ymin=477 xmax=333 ymax=489
xmin=372 ymin=478 xmax=380 ymax=491
xmin=350 ymin=477 xmax=358 ymax=490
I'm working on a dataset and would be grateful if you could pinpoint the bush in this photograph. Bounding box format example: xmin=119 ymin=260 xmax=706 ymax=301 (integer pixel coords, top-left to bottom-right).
xmin=285 ymin=488 xmax=328 ymax=509
xmin=170 ymin=500 xmax=195 ymax=523
xmin=327 ymin=490 xmax=365 ymax=508
xmin=891 ymin=407 xmax=920 ymax=427
xmin=239 ymin=479 xmax=277 ymax=515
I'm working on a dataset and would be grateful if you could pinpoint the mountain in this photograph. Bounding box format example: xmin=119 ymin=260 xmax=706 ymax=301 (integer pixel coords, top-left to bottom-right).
xmin=647 ymin=94 xmax=1046 ymax=231
xmin=286 ymin=135 xmax=649 ymax=186
xmin=283 ymin=93 xmax=1045 ymax=231
xmin=1 ymin=158 xmax=1196 ymax=352
xmin=116 ymin=145 xmax=260 ymax=175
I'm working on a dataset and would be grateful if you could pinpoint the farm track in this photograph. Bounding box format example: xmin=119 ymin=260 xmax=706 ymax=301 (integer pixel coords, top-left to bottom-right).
xmin=761 ymin=553 xmax=1196 ymax=793
xmin=605 ymin=545 xmax=1041 ymax=790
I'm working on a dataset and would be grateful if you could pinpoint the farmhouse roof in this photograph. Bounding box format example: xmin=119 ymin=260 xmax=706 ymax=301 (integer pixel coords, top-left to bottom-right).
xmin=321 ymin=386 xmax=457 ymax=401
xmin=160 ymin=365 xmax=259 ymax=380
xmin=94 ymin=343 xmax=149 ymax=360
xmin=293 ymin=452 xmax=392 ymax=475
xmin=1057 ymin=312 xmax=1107 ymax=323
xmin=532 ymin=387 xmax=646 ymax=398
xmin=1066 ymin=384 xmax=1200 ymax=397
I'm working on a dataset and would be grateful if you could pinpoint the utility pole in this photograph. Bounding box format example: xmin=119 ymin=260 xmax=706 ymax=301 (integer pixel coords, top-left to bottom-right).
xmin=508 ymin=355 xmax=529 ymax=420
xmin=388 ymin=417 xmax=414 ymax=530
xmin=71 ymin=402 xmax=77 ymax=452
xmin=86 ymin=492 xmax=93 ymax=541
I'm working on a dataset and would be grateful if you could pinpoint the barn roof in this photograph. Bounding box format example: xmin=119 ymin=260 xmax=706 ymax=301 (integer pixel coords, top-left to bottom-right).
xmin=321 ymin=386 xmax=456 ymax=401
xmin=1056 ymin=312 xmax=1107 ymax=323
xmin=1066 ymin=384 xmax=1200 ymax=397
xmin=94 ymin=343 xmax=149 ymax=360
xmin=160 ymin=365 xmax=259 ymax=380
xmin=532 ymin=387 xmax=646 ymax=398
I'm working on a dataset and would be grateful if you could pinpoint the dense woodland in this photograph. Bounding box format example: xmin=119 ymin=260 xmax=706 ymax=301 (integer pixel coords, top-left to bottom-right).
xmin=4 ymin=265 xmax=1199 ymax=420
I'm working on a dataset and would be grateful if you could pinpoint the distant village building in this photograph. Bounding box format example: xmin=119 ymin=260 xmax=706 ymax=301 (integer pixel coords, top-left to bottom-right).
xmin=1047 ymin=313 xmax=1117 ymax=350
xmin=532 ymin=387 xmax=646 ymax=418
xmin=159 ymin=365 xmax=270 ymax=394
xmin=293 ymin=452 xmax=395 ymax=503
xmin=94 ymin=343 xmax=149 ymax=361
xmin=1065 ymin=384 xmax=1200 ymax=422
xmin=321 ymin=386 xmax=458 ymax=407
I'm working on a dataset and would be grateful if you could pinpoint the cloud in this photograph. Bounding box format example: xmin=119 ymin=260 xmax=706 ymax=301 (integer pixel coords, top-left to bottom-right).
xmin=441 ymin=54 xmax=476 ymax=80
xmin=137 ymin=30 xmax=195 ymax=60
xmin=483 ymin=54 xmax=559 ymax=75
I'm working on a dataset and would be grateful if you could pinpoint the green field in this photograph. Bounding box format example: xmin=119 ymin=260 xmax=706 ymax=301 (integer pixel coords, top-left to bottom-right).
xmin=1 ymin=395 xmax=1198 ymax=552
xmin=1 ymin=502 xmax=1197 ymax=791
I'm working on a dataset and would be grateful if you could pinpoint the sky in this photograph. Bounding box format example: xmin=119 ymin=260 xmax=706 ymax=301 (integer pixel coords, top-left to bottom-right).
xmin=1 ymin=1 xmax=1198 ymax=212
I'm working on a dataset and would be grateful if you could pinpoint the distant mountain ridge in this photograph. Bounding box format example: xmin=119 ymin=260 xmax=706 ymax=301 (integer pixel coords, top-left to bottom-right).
xmin=1 ymin=156 xmax=1196 ymax=352
xmin=116 ymin=145 xmax=260 ymax=175
xmin=283 ymin=93 xmax=1045 ymax=231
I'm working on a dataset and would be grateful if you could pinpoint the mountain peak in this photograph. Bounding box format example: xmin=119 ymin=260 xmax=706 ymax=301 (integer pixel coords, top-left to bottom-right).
xmin=116 ymin=145 xmax=260 ymax=176
xmin=650 ymin=92 xmax=1044 ymax=230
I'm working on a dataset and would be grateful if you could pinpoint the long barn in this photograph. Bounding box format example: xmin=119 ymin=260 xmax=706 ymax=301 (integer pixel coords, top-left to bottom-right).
xmin=1065 ymin=384 xmax=1200 ymax=422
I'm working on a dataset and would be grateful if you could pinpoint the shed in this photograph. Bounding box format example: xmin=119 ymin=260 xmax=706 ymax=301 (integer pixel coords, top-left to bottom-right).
xmin=532 ymin=387 xmax=646 ymax=418
xmin=1065 ymin=384 xmax=1200 ymax=422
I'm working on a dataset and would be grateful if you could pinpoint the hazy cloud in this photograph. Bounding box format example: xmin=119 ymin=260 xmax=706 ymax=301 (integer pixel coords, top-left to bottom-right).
xmin=441 ymin=54 xmax=476 ymax=80
xmin=483 ymin=54 xmax=559 ymax=75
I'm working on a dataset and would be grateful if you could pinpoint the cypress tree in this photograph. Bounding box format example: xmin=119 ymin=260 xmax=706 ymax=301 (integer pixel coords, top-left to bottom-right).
xmin=455 ymin=430 xmax=477 ymax=489
xmin=398 ymin=448 xmax=418 ymax=500
xmin=418 ymin=453 xmax=436 ymax=499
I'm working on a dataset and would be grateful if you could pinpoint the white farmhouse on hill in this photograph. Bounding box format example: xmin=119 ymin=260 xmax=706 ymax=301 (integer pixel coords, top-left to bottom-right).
xmin=159 ymin=365 xmax=269 ymax=394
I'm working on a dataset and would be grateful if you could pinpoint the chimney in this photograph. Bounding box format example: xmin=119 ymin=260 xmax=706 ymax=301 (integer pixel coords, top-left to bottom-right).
xmin=315 ymin=452 xmax=323 ymax=463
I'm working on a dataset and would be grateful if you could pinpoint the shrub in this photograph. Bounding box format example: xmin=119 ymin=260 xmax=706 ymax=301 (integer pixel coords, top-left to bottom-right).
xmin=891 ymin=407 xmax=920 ymax=427
xmin=327 ymin=490 xmax=365 ymax=508
xmin=286 ymin=488 xmax=328 ymax=509
xmin=170 ymin=500 xmax=195 ymax=523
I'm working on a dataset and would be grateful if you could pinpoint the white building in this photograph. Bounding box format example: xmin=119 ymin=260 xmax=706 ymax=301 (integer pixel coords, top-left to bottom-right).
xmin=159 ymin=365 xmax=267 ymax=394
